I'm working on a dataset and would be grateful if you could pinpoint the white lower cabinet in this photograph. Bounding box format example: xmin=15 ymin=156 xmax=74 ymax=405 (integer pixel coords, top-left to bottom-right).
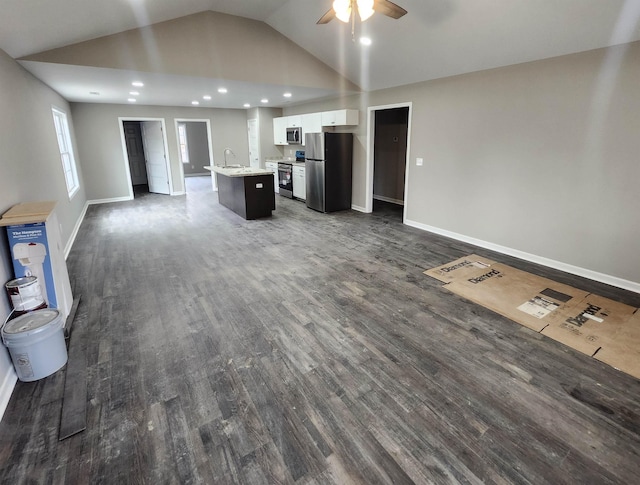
xmin=265 ymin=161 xmax=279 ymax=193
xmin=293 ymin=165 xmax=306 ymax=200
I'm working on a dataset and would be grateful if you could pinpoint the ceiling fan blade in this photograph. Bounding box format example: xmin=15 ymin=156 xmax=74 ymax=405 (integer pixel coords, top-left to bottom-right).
xmin=373 ymin=0 xmax=407 ymax=19
xmin=317 ymin=8 xmax=336 ymax=24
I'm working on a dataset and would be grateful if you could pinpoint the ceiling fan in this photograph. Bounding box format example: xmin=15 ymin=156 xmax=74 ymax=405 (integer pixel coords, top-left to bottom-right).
xmin=317 ymin=0 xmax=407 ymax=25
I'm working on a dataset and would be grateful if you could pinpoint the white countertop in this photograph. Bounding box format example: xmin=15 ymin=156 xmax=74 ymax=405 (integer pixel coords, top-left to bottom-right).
xmin=204 ymin=165 xmax=272 ymax=177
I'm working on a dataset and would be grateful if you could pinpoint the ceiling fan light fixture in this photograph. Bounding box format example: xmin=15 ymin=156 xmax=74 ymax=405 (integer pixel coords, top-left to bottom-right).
xmin=333 ymin=0 xmax=351 ymax=23
xmin=357 ymin=0 xmax=375 ymax=21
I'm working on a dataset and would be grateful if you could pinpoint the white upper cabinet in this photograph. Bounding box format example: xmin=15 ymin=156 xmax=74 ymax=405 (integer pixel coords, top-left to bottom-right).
xmin=301 ymin=113 xmax=322 ymax=138
xmin=274 ymin=110 xmax=359 ymax=145
xmin=321 ymin=109 xmax=359 ymax=127
xmin=273 ymin=117 xmax=288 ymax=145
xmin=286 ymin=115 xmax=302 ymax=128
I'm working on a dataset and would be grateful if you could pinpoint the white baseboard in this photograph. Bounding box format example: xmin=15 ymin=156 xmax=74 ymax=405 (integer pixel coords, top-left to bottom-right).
xmin=405 ymin=218 xmax=640 ymax=294
xmin=373 ymin=194 xmax=405 ymax=206
xmin=184 ymin=173 xmax=211 ymax=177
xmin=0 ymin=367 xmax=17 ymax=423
xmin=351 ymin=204 xmax=367 ymax=213
xmin=64 ymin=201 xmax=89 ymax=259
xmin=88 ymin=195 xmax=132 ymax=205
xmin=172 ymin=191 xmax=186 ymax=196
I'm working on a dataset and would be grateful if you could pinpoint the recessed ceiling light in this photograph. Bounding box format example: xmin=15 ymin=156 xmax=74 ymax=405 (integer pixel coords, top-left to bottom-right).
xmin=129 ymin=91 xmax=139 ymax=96
xmin=203 ymin=95 xmax=212 ymax=100
xmin=261 ymin=98 xmax=269 ymax=103
xmin=89 ymin=91 xmax=100 ymax=96
xmin=359 ymin=37 xmax=372 ymax=46
xmin=218 ymin=88 xmax=228 ymax=94
xmin=283 ymin=92 xmax=292 ymax=98
xmin=132 ymin=81 xmax=144 ymax=87
xmin=243 ymin=103 xmax=251 ymax=108
xmin=127 ymin=98 xmax=136 ymax=103
xmin=191 ymin=101 xmax=200 ymax=105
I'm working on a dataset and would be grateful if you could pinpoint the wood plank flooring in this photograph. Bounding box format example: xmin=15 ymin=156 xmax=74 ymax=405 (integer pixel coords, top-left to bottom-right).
xmin=1 ymin=176 xmax=639 ymax=484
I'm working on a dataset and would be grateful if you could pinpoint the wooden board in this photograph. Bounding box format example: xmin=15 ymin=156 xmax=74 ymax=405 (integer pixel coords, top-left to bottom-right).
xmin=58 ymin=349 xmax=87 ymax=440
xmin=59 ymin=297 xmax=86 ymax=441
xmin=0 ymin=201 xmax=56 ymax=226
xmin=64 ymin=296 xmax=82 ymax=340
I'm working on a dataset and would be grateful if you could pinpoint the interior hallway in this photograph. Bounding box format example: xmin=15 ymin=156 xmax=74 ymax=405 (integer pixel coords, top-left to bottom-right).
xmin=1 ymin=187 xmax=639 ymax=484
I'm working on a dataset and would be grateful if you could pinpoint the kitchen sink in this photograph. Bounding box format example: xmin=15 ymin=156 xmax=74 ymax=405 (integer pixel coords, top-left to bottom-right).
xmin=224 ymin=164 xmax=243 ymax=168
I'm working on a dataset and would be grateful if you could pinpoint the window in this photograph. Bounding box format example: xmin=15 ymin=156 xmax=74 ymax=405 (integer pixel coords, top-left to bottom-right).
xmin=52 ymin=108 xmax=80 ymax=198
xmin=178 ymin=123 xmax=189 ymax=164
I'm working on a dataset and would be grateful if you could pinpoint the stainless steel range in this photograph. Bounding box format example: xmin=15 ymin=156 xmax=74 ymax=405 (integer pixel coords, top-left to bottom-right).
xmin=277 ymin=162 xmax=293 ymax=198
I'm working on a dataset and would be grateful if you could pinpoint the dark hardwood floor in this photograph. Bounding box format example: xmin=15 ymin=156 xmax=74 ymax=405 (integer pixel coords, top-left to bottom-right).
xmin=1 ymin=178 xmax=639 ymax=484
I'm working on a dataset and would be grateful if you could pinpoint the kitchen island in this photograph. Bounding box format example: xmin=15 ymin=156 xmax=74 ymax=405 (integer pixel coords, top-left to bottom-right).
xmin=205 ymin=165 xmax=275 ymax=220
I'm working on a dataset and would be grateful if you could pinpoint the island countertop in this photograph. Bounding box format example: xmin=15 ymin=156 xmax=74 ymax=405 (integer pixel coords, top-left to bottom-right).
xmin=204 ymin=165 xmax=271 ymax=177
xmin=206 ymin=165 xmax=275 ymax=220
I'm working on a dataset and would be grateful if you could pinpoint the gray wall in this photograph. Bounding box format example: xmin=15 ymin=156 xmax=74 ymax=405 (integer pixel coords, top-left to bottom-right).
xmin=71 ymin=103 xmax=250 ymax=199
xmin=0 ymin=48 xmax=87 ymax=405
xmin=183 ymin=122 xmax=210 ymax=175
xmin=285 ymin=42 xmax=640 ymax=286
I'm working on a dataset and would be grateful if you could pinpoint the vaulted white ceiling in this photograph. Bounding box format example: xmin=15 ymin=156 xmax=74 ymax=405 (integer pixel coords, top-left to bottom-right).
xmin=2 ymin=0 xmax=639 ymax=108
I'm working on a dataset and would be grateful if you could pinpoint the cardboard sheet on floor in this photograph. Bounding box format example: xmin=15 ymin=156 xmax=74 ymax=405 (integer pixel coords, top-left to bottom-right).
xmin=541 ymin=295 xmax=638 ymax=356
xmin=594 ymin=311 xmax=640 ymax=378
xmin=423 ymin=254 xmax=497 ymax=283
xmin=425 ymin=256 xmax=640 ymax=379
xmin=444 ymin=263 xmax=589 ymax=332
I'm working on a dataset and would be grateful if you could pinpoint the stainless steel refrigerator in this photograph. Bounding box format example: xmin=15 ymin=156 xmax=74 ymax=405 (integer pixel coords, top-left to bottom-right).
xmin=305 ymin=132 xmax=353 ymax=212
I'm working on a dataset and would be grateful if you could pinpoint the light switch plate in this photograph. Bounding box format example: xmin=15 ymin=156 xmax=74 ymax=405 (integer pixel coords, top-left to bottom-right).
xmin=416 ymin=157 xmax=424 ymax=166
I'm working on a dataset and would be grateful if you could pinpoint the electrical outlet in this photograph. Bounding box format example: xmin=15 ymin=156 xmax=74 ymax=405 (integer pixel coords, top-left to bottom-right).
xmin=416 ymin=157 xmax=424 ymax=166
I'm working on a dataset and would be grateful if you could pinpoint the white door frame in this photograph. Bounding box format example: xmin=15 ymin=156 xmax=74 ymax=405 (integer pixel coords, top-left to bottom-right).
xmin=174 ymin=118 xmax=215 ymax=188
xmin=118 ymin=117 xmax=174 ymax=198
xmin=365 ymin=102 xmax=413 ymax=222
xmin=247 ymin=118 xmax=261 ymax=168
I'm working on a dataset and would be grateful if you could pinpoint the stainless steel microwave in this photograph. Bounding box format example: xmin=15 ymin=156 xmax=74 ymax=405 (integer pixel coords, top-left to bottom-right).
xmin=286 ymin=126 xmax=302 ymax=144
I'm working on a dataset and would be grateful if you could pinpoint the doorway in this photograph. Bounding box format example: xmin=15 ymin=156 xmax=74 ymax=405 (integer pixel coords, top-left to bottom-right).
xmin=119 ymin=117 xmax=173 ymax=198
xmin=122 ymin=121 xmax=148 ymax=195
xmin=175 ymin=119 xmax=215 ymax=193
xmin=365 ymin=102 xmax=412 ymax=220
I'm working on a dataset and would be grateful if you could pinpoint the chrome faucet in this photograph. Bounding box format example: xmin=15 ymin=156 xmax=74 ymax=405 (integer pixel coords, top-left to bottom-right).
xmin=223 ymin=147 xmax=235 ymax=167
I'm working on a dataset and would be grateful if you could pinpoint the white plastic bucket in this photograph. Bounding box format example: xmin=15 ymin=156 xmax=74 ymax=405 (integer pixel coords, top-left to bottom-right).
xmin=5 ymin=276 xmax=46 ymax=315
xmin=1 ymin=309 xmax=67 ymax=382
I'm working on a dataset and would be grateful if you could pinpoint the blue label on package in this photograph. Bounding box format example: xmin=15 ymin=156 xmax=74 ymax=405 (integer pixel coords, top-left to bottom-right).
xmin=6 ymin=222 xmax=57 ymax=309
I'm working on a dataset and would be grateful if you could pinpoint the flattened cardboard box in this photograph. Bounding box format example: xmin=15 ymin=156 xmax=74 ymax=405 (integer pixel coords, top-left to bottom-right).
xmin=541 ymin=295 xmax=638 ymax=356
xmin=423 ymin=254 xmax=497 ymax=283
xmin=445 ymin=263 xmax=589 ymax=332
xmin=595 ymin=311 xmax=640 ymax=379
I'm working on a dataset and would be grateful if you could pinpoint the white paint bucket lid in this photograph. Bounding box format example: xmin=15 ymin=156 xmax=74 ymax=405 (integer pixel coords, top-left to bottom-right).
xmin=2 ymin=309 xmax=62 ymax=344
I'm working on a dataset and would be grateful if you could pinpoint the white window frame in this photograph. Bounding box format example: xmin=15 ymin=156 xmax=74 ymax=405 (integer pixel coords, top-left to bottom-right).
xmin=52 ymin=107 xmax=80 ymax=199
xmin=177 ymin=122 xmax=190 ymax=164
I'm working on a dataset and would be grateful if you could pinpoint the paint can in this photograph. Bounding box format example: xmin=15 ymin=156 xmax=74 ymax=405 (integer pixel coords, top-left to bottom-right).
xmin=1 ymin=309 xmax=67 ymax=382
xmin=5 ymin=276 xmax=47 ymax=315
